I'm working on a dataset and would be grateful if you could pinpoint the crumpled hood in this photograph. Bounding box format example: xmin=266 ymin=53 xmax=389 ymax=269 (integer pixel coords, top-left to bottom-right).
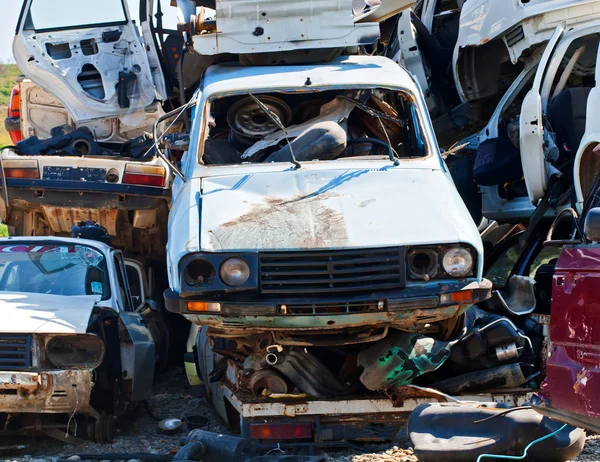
xmin=0 ymin=292 xmax=99 ymax=334
xmin=200 ymin=167 xmax=481 ymax=252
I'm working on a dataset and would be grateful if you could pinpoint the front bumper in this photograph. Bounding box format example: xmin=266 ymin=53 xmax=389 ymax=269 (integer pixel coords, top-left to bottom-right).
xmin=165 ymin=280 xmax=492 ymax=333
xmin=0 ymin=369 xmax=93 ymax=414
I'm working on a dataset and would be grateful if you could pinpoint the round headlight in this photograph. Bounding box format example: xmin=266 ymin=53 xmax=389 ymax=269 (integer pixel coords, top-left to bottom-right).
xmin=219 ymin=258 xmax=250 ymax=286
xmin=407 ymin=249 xmax=438 ymax=281
xmin=46 ymin=334 xmax=105 ymax=369
xmin=442 ymin=248 xmax=474 ymax=278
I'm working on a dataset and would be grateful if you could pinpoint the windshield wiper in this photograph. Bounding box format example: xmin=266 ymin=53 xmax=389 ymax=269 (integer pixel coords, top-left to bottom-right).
xmin=248 ymin=93 xmax=301 ymax=169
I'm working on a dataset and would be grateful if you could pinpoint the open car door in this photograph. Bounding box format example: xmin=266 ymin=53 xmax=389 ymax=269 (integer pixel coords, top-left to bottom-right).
xmin=13 ymin=0 xmax=166 ymax=124
xmin=519 ymin=25 xmax=565 ymax=204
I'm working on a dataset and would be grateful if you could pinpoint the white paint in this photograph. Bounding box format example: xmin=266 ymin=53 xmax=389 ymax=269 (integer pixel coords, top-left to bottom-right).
xmin=0 ymin=292 xmax=98 ymax=334
xmin=13 ymin=0 xmax=165 ymax=126
xmin=453 ymin=0 xmax=600 ymax=102
xmin=191 ymin=0 xmax=384 ymax=55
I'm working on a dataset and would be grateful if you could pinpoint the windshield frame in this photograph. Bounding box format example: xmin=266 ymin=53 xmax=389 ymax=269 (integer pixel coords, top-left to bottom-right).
xmin=0 ymin=240 xmax=112 ymax=300
xmin=23 ymin=0 xmax=129 ymax=33
xmin=194 ymin=85 xmax=435 ymax=169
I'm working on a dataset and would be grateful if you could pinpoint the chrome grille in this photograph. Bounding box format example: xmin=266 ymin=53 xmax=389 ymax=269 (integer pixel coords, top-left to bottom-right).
xmin=259 ymin=247 xmax=405 ymax=295
xmin=0 ymin=335 xmax=32 ymax=370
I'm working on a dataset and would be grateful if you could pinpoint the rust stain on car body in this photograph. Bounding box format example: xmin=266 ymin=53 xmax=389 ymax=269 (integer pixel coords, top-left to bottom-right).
xmin=212 ymin=193 xmax=349 ymax=250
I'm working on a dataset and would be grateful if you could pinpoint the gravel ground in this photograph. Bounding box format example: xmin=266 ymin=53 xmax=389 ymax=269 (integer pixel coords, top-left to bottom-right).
xmin=1 ymin=368 xmax=599 ymax=462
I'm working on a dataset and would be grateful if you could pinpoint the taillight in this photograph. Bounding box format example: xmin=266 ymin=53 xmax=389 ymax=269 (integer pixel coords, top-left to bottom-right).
xmin=7 ymin=85 xmax=22 ymax=144
xmin=122 ymin=164 xmax=165 ymax=187
xmin=249 ymin=423 xmax=313 ymax=440
xmin=2 ymin=159 xmax=39 ymax=179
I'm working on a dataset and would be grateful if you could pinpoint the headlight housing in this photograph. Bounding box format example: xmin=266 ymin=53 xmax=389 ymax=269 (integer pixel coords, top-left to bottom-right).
xmin=442 ymin=247 xmax=474 ymax=278
xmin=407 ymin=245 xmax=476 ymax=280
xmin=46 ymin=334 xmax=105 ymax=369
xmin=407 ymin=248 xmax=439 ymax=281
xmin=220 ymin=257 xmax=251 ymax=286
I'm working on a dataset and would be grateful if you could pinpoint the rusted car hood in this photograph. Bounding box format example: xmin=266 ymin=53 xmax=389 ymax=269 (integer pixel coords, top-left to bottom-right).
xmin=0 ymin=292 xmax=98 ymax=334
xmin=200 ymin=167 xmax=481 ymax=252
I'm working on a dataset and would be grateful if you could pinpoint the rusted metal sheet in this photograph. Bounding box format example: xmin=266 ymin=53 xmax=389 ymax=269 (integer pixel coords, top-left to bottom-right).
xmin=0 ymin=370 xmax=93 ymax=414
xmin=222 ymin=383 xmax=532 ymax=419
xmin=132 ymin=209 xmax=158 ymax=229
xmin=42 ymin=206 xmax=120 ymax=235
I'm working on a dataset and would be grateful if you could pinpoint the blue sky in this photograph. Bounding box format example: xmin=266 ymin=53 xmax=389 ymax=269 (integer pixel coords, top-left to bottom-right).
xmin=0 ymin=0 xmax=178 ymax=63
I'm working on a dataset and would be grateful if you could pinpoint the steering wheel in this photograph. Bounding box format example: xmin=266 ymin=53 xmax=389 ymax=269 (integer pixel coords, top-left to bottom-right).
xmin=339 ymin=138 xmax=399 ymax=158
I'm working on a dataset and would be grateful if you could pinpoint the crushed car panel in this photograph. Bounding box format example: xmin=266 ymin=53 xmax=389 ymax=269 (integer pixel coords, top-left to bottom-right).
xmin=13 ymin=0 xmax=166 ymax=125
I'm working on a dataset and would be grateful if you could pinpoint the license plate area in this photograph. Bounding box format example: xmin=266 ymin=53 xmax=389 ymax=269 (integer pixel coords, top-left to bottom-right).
xmin=43 ymin=167 xmax=107 ymax=182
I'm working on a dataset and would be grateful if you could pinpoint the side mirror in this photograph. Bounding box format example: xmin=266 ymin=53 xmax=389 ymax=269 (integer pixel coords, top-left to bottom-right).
xmin=585 ymin=207 xmax=600 ymax=242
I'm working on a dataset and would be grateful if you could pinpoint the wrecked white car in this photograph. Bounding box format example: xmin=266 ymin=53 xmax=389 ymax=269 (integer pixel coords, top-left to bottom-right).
xmin=164 ymin=55 xmax=491 ymax=350
xmin=0 ymin=233 xmax=169 ymax=442
xmin=2 ymin=0 xmax=174 ymax=256
xmin=454 ymin=22 xmax=600 ymax=222
xmin=392 ymin=0 xmax=600 ymax=145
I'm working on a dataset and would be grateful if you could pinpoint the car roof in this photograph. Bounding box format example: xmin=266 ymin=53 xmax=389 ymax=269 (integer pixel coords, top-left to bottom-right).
xmin=201 ymin=55 xmax=420 ymax=99
xmin=0 ymin=236 xmax=113 ymax=255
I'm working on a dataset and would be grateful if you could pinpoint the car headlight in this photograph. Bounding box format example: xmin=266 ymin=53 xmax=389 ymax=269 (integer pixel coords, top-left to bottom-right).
xmin=407 ymin=248 xmax=439 ymax=281
xmin=219 ymin=257 xmax=251 ymax=286
xmin=442 ymin=248 xmax=474 ymax=278
xmin=184 ymin=259 xmax=215 ymax=286
xmin=46 ymin=334 xmax=105 ymax=369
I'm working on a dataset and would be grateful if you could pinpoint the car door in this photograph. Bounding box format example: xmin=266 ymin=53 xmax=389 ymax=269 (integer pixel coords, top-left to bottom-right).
xmin=519 ymin=25 xmax=564 ymax=204
xmin=112 ymin=251 xmax=156 ymax=401
xmin=124 ymin=259 xmax=169 ymax=369
xmin=14 ymin=0 xmax=166 ymax=124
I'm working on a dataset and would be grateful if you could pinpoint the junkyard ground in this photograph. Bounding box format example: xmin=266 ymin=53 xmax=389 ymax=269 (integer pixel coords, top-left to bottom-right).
xmin=0 ymin=368 xmax=598 ymax=462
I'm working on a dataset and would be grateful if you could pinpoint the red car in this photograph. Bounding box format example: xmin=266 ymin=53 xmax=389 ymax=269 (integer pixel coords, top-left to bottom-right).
xmin=533 ymin=192 xmax=600 ymax=432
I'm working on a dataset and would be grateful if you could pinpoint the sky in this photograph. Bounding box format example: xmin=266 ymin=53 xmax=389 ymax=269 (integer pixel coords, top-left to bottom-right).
xmin=0 ymin=0 xmax=178 ymax=63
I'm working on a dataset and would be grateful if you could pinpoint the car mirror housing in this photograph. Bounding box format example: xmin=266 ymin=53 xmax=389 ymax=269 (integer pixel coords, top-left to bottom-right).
xmin=584 ymin=207 xmax=600 ymax=242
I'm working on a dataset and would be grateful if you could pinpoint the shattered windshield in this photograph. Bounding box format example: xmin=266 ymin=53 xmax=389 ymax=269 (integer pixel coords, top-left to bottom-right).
xmin=200 ymin=88 xmax=429 ymax=165
xmin=0 ymin=244 xmax=109 ymax=299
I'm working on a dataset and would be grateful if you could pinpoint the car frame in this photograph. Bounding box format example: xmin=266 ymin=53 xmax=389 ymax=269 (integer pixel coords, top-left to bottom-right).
xmin=0 ymin=236 xmax=168 ymax=442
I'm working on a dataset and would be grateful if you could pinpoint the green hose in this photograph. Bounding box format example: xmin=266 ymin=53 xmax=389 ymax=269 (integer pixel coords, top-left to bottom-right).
xmin=476 ymin=423 xmax=569 ymax=461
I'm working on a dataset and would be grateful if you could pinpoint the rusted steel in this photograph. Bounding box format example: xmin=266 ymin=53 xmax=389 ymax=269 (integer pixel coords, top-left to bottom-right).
xmin=0 ymin=370 xmax=93 ymax=414
xmin=384 ymin=386 xmax=447 ymax=407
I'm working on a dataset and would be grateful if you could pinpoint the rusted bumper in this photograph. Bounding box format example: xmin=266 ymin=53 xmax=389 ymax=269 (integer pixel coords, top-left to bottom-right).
xmin=166 ymin=279 xmax=492 ymax=334
xmin=0 ymin=370 xmax=93 ymax=414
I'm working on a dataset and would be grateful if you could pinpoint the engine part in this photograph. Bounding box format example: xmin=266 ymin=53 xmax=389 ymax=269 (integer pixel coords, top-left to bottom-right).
xmin=357 ymin=328 xmax=464 ymax=391
xmin=408 ymin=404 xmax=584 ymax=462
xmin=176 ymin=429 xmax=255 ymax=461
xmin=265 ymin=121 xmax=347 ymax=162
xmin=437 ymin=306 xmax=533 ymax=375
xmin=16 ymin=125 xmax=110 ymax=156
xmin=242 ymin=97 xmax=356 ymax=159
xmin=249 ymin=370 xmax=288 ymax=397
xmin=227 ymin=96 xmax=292 ymax=143
xmin=120 ymin=132 xmax=157 ymax=159
xmin=266 ymin=347 xmax=347 ymax=398
xmin=70 ymin=221 xmax=112 ymax=245
xmin=430 ymin=363 xmax=533 ymax=394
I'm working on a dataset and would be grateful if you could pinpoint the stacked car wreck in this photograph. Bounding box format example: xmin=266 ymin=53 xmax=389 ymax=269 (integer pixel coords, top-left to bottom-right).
xmin=0 ymin=0 xmax=599 ymax=454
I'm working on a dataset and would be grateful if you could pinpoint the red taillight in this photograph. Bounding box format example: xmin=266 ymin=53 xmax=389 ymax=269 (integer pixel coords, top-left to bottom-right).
xmin=122 ymin=172 xmax=165 ymax=187
xmin=122 ymin=164 xmax=166 ymax=188
xmin=250 ymin=423 xmax=313 ymax=440
xmin=4 ymin=168 xmax=40 ymax=179
xmin=8 ymin=86 xmax=20 ymax=117
xmin=7 ymin=85 xmax=22 ymax=144
xmin=2 ymin=160 xmax=40 ymax=179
